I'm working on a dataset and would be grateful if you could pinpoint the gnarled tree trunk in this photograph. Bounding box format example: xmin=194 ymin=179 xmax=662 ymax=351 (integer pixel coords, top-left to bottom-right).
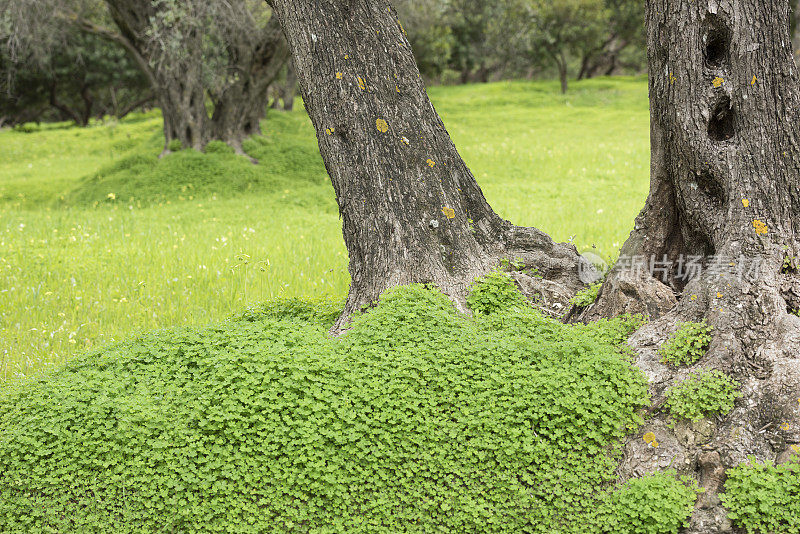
xmin=265 ymin=0 xmax=592 ymax=331
xmin=581 ymin=1 xmax=800 ymax=532
xmin=209 ymin=16 xmax=289 ymax=157
xmin=103 ymin=0 xmax=288 ymax=155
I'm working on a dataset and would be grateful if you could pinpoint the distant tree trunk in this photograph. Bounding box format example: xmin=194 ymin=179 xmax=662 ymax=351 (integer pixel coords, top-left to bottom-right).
xmin=282 ymin=61 xmax=296 ymax=111
xmin=48 ymin=81 xmax=87 ymax=126
xmin=269 ymin=62 xmax=297 ymax=111
xmin=209 ymin=16 xmax=289 ymax=156
xmin=266 ymin=0 xmax=591 ymax=331
xmin=102 ymin=0 xmax=287 ymax=155
xmin=103 ymin=0 xmax=210 ymax=152
xmin=555 ymin=52 xmax=568 ymax=93
xmin=582 ymin=2 xmax=800 ymax=532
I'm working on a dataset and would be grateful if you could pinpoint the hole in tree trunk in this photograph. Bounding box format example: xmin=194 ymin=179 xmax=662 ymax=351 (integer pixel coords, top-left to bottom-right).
xmin=692 ymin=170 xmax=726 ymax=207
xmin=708 ymin=96 xmax=735 ymax=142
xmin=703 ymin=14 xmax=731 ymax=68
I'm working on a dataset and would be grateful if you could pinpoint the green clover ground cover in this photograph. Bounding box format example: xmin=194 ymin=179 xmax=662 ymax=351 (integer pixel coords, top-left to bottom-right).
xmin=0 ymin=283 xmax=707 ymax=533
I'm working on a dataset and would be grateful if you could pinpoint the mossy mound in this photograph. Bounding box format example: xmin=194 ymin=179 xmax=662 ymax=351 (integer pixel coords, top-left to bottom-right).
xmin=0 ymin=284 xmax=700 ymax=533
xmin=64 ymin=111 xmax=328 ymax=207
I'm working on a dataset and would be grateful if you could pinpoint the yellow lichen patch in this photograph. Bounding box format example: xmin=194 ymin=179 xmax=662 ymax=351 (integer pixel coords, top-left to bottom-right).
xmin=375 ymin=118 xmax=389 ymax=133
xmin=396 ymin=85 xmax=400 ymax=93
xmin=401 ymin=137 xmax=410 ymax=145
xmin=669 ymin=72 xmax=676 ymax=85
xmin=717 ymin=292 xmax=723 ymax=298
xmin=335 ymin=72 xmax=343 ymax=79
xmin=325 ymin=128 xmax=335 ymax=135
xmin=344 ymin=54 xmax=349 ymax=59
xmin=426 ymin=158 xmax=436 ymax=167
xmin=712 ymin=76 xmax=725 ymax=88
xmin=651 ymin=440 xmax=659 ymax=448
xmin=742 ymin=198 xmax=750 ymax=207
xmin=753 ymin=219 xmax=769 ymax=235
xmin=643 ymin=432 xmax=656 ymax=444
xmin=690 ymin=295 xmax=697 ymax=301
xmin=441 ymin=206 xmax=455 ymax=219
xmin=751 ymin=75 xmax=757 ymax=85
xmin=358 ymin=76 xmax=366 ymax=90
xmin=781 ymin=422 xmax=791 ymax=431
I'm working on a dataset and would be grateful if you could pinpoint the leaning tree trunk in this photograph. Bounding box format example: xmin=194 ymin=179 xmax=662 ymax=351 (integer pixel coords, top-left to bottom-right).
xmin=580 ymin=1 xmax=800 ymax=532
xmin=265 ymin=0 xmax=592 ymax=331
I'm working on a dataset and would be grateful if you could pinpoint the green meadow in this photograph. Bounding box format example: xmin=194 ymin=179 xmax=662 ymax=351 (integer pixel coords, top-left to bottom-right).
xmin=0 ymin=76 xmax=650 ymax=381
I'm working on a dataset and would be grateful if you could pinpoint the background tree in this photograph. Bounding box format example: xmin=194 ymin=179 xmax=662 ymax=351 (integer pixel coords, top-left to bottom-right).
xmin=102 ymin=0 xmax=289 ymax=154
xmin=264 ymin=0 xmax=591 ymax=331
xmin=0 ymin=30 xmax=150 ymax=127
xmin=577 ymin=0 xmax=646 ymax=79
xmin=502 ymin=0 xmax=611 ymax=93
xmin=1 ymin=0 xmax=289 ymax=154
xmin=393 ymin=0 xmax=455 ymax=81
xmin=582 ymin=1 xmax=800 ymax=531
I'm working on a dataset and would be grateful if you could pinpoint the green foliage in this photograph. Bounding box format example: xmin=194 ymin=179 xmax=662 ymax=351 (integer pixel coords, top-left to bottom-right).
xmin=659 ymin=320 xmax=713 ymax=366
xmin=0 ymin=77 xmax=651 ymax=378
xmin=571 ymin=282 xmax=602 ymax=307
xmin=0 ymin=30 xmax=150 ymax=127
xmin=597 ymin=472 xmax=700 ymax=534
xmin=166 ymin=139 xmax=183 ymax=152
xmin=666 ymin=370 xmax=741 ymax=422
xmin=235 ymin=296 xmax=343 ymax=327
xmin=721 ymin=459 xmax=800 ymax=534
xmin=466 ymin=271 xmax=527 ymax=315
xmin=63 ymin=111 xmax=329 ymax=207
xmin=0 ymin=285 xmax=651 ymax=532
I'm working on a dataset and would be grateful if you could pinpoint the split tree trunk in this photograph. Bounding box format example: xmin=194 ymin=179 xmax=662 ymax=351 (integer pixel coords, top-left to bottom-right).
xmin=265 ymin=0 xmax=591 ymax=331
xmin=103 ymin=0 xmax=287 ymax=155
xmin=582 ymin=1 xmax=800 ymax=532
xmin=209 ymin=16 xmax=289 ymax=156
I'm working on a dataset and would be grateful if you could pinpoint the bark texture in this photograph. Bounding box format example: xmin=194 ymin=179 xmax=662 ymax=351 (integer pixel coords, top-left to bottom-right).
xmin=266 ymin=0 xmax=591 ymax=331
xmin=580 ymin=1 xmax=800 ymax=532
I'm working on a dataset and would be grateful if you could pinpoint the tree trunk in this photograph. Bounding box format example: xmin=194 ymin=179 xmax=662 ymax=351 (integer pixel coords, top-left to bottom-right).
xmin=581 ymin=2 xmax=800 ymax=532
xmin=209 ymin=17 xmax=289 ymax=157
xmin=103 ymin=0 xmax=209 ymax=152
xmin=103 ymin=0 xmax=287 ymax=155
xmin=557 ymin=55 xmax=568 ymax=94
xmin=282 ymin=61 xmax=297 ymax=111
xmin=265 ymin=0 xmax=591 ymax=332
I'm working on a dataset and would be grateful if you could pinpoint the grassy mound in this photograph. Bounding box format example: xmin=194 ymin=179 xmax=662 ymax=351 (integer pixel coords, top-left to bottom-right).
xmin=64 ymin=112 xmax=327 ymax=207
xmin=0 ymin=283 xmax=703 ymax=533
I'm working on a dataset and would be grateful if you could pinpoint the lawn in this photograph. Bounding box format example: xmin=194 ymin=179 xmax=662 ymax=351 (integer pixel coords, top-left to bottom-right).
xmin=0 ymin=76 xmax=650 ymax=380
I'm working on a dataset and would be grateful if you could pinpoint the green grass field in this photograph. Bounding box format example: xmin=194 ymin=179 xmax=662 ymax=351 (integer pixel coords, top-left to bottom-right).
xmin=0 ymin=76 xmax=650 ymax=381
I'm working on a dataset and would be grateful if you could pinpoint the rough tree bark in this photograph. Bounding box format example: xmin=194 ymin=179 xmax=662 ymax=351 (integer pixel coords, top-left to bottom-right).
xmin=103 ymin=0 xmax=288 ymax=155
xmin=265 ymin=0 xmax=592 ymax=332
xmin=579 ymin=1 xmax=800 ymax=532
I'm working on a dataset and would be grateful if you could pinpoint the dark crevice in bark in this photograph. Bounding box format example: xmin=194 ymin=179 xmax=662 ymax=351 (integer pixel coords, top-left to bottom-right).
xmin=703 ymin=14 xmax=732 ymax=68
xmin=708 ymin=95 xmax=736 ymax=142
